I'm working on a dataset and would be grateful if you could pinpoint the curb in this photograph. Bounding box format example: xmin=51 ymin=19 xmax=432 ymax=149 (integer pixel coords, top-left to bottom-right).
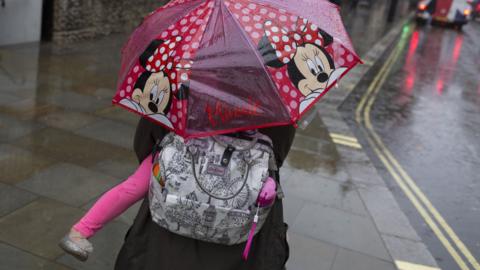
xmin=318 ymin=13 xmax=441 ymax=270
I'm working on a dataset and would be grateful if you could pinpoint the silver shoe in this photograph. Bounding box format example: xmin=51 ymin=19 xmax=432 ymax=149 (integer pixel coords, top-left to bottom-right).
xmin=58 ymin=230 xmax=93 ymax=262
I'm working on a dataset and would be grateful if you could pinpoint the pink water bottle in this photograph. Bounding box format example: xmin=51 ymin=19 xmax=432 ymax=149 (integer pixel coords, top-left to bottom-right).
xmin=242 ymin=177 xmax=277 ymax=260
xmin=256 ymin=177 xmax=277 ymax=207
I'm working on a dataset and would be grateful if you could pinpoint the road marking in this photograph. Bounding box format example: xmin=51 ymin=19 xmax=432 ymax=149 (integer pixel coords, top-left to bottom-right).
xmin=396 ymin=260 xmax=442 ymax=270
xmin=330 ymin=133 xmax=359 ymax=143
xmin=330 ymin=133 xmax=362 ymax=149
xmin=355 ymin=25 xmax=479 ymax=270
xmin=332 ymin=138 xmax=362 ymax=149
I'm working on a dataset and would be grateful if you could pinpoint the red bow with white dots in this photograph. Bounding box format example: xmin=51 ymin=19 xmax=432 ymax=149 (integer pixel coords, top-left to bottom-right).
xmin=144 ymin=36 xmax=184 ymax=83
xmin=264 ymin=19 xmax=328 ymax=64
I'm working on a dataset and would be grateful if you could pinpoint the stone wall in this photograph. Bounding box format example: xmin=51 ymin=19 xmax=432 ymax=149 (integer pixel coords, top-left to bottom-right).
xmin=52 ymin=0 xmax=169 ymax=43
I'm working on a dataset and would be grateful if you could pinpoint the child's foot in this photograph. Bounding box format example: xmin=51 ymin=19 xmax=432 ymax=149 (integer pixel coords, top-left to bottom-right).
xmin=58 ymin=229 xmax=93 ymax=261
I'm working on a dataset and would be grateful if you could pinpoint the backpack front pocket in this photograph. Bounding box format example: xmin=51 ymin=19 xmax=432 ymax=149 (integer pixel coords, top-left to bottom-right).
xmin=153 ymin=194 xmax=270 ymax=245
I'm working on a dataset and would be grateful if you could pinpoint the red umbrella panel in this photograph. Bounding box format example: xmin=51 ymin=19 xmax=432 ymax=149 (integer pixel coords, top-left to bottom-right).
xmin=112 ymin=0 xmax=361 ymax=139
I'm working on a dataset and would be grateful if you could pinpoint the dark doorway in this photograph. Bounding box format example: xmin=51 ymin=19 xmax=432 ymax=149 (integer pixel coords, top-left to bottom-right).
xmin=41 ymin=0 xmax=54 ymax=41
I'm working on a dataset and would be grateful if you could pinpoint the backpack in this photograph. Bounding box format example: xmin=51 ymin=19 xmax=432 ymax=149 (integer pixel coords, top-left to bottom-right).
xmin=148 ymin=131 xmax=277 ymax=246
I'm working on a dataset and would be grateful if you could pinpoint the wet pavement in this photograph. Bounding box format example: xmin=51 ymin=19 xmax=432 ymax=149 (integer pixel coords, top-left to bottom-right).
xmin=0 ymin=1 xmax=426 ymax=270
xmin=341 ymin=20 xmax=480 ymax=270
xmin=340 ymin=0 xmax=413 ymax=56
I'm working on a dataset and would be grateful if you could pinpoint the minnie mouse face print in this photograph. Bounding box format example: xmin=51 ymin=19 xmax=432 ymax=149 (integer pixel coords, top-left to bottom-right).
xmin=119 ymin=37 xmax=183 ymax=129
xmin=259 ymin=19 xmax=347 ymax=113
xmin=293 ymin=43 xmax=334 ymax=96
xmin=131 ymin=71 xmax=171 ymax=116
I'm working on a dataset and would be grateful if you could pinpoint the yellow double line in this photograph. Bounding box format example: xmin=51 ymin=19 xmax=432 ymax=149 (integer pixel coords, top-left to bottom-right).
xmin=330 ymin=133 xmax=362 ymax=149
xmin=355 ymin=26 xmax=480 ymax=270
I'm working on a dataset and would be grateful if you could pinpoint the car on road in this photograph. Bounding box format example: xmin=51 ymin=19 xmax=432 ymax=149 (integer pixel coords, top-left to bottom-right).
xmin=416 ymin=0 xmax=473 ymax=28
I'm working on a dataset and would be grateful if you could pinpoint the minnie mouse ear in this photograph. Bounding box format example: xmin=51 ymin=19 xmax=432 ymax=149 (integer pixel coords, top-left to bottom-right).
xmin=258 ymin=35 xmax=287 ymax=68
xmin=141 ymin=36 xmax=183 ymax=73
xmin=139 ymin=39 xmax=164 ymax=70
xmin=318 ymin=29 xmax=333 ymax=47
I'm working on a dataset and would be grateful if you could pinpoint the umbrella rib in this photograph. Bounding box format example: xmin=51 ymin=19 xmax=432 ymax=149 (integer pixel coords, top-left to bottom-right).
xmin=221 ymin=0 xmax=293 ymax=125
xmin=180 ymin=0 xmax=220 ymax=137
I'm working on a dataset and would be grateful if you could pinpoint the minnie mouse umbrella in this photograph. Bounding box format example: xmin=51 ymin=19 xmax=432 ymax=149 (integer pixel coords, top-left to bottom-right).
xmin=113 ymin=0 xmax=361 ymax=139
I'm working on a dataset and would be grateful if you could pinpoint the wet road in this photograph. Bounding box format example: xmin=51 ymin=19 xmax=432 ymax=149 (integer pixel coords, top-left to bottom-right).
xmin=342 ymin=21 xmax=480 ymax=270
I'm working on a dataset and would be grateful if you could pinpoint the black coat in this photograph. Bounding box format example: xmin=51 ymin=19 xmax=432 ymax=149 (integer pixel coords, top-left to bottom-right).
xmin=114 ymin=118 xmax=296 ymax=270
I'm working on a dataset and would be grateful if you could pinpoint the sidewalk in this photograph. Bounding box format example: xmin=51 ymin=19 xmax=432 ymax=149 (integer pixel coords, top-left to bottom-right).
xmin=0 ymin=4 xmax=437 ymax=270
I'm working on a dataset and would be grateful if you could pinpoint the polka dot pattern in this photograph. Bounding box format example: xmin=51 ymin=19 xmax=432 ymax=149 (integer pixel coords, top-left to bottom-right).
xmin=114 ymin=0 xmax=360 ymax=135
xmin=225 ymin=0 xmax=359 ymax=119
xmin=115 ymin=0 xmax=216 ymax=133
xmin=262 ymin=19 xmax=329 ymax=65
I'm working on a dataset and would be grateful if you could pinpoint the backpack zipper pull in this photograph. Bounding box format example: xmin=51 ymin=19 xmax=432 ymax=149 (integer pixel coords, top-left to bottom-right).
xmin=242 ymin=204 xmax=261 ymax=260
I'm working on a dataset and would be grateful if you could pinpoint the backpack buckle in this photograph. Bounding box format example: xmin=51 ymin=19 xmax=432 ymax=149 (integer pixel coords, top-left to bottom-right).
xmin=221 ymin=145 xmax=236 ymax=167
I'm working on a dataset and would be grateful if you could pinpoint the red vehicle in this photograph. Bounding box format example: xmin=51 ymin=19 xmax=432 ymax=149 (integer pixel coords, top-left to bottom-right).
xmin=417 ymin=0 xmax=473 ymax=28
xmin=468 ymin=0 xmax=480 ymax=20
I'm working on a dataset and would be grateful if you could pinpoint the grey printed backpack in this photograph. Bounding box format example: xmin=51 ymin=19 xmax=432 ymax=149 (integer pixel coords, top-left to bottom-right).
xmin=148 ymin=131 xmax=277 ymax=245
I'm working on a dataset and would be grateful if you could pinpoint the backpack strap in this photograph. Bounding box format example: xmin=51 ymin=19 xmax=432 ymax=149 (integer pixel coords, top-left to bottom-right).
xmin=269 ymin=170 xmax=285 ymax=200
xmin=223 ymin=132 xmax=273 ymax=150
xmin=151 ymin=138 xmax=163 ymax=164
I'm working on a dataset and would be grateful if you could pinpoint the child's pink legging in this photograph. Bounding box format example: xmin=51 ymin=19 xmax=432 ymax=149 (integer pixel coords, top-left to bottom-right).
xmin=73 ymin=155 xmax=152 ymax=238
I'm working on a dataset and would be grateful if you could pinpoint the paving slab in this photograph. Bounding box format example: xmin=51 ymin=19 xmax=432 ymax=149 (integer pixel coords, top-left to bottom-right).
xmin=383 ymin=234 xmax=438 ymax=268
xmin=16 ymin=163 xmax=120 ymax=207
xmin=0 ymin=243 xmax=72 ymax=270
xmin=331 ymin=248 xmax=397 ymax=270
xmin=0 ymin=144 xmax=57 ymax=185
xmin=295 ymin=114 xmax=332 ymax=139
xmin=284 ymin=151 xmax=349 ymax=183
xmin=291 ymin=201 xmax=391 ymax=261
xmin=11 ymin=127 xmax=132 ymax=168
xmin=0 ymin=91 xmax=24 ymax=106
xmin=0 ymin=183 xmax=38 ymax=217
xmin=285 ymin=232 xmax=338 ymax=270
xmin=358 ymin=185 xmax=421 ymax=241
xmin=282 ymin=169 xmax=368 ymax=216
xmin=336 ymin=145 xmax=371 ymax=164
xmin=0 ymin=114 xmax=44 ymax=143
xmin=282 ymin=194 xmax=307 ymax=225
xmin=90 ymin=154 xmax=139 ymax=179
xmin=39 ymin=90 xmax=108 ymax=113
xmin=73 ymin=119 xmax=135 ymax=150
xmin=345 ymin=160 xmax=387 ymax=186
xmin=320 ymin=113 xmax=357 ymax=135
xmin=0 ymin=98 xmax=62 ymax=121
xmin=38 ymin=110 xmax=99 ymax=131
xmin=0 ymin=198 xmax=84 ymax=260
xmin=94 ymin=105 xmax=140 ymax=127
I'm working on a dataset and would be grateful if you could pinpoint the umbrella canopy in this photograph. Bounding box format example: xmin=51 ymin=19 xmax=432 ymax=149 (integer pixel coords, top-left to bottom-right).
xmin=113 ymin=0 xmax=361 ymax=138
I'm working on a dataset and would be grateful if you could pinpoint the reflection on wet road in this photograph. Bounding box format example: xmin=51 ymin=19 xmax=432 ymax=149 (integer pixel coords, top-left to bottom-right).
xmin=343 ymin=21 xmax=480 ymax=270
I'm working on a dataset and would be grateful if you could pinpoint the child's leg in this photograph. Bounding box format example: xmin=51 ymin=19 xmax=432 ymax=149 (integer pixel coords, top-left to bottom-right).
xmin=73 ymin=154 xmax=153 ymax=238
